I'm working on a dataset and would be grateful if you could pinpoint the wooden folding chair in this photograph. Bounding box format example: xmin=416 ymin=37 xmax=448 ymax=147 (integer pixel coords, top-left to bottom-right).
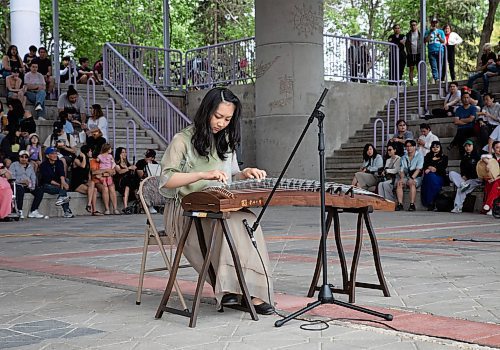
xmin=136 ymin=176 xmax=188 ymax=310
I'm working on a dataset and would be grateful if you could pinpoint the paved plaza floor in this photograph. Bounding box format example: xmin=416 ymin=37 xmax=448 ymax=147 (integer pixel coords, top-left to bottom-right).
xmin=1 ymin=207 xmax=500 ymax=349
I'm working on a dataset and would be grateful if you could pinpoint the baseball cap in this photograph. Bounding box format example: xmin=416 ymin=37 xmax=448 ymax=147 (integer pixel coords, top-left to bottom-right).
xmin=45 ymin=147 xmax=57 ymax=155
xmin=19 ymin=150 xmax=29 ymax=157
xmin=463 ymin=140 xmax=474 ymax=147
xmin=145 ymin=149 xmax=156 ymax=158
xmin=431 ymin=17 xmax=439 ymax=22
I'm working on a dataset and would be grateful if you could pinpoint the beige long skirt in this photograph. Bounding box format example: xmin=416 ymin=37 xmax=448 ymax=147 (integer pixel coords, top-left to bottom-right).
xmin=164 ymin=201 xmax=274 ymax=306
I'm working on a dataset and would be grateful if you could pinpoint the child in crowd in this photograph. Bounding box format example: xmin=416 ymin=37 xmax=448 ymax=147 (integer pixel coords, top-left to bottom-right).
xmin=97 ymin=143 xmax=115 ymax=187
xmin=27 ymin=133 xmax=42 ymax=172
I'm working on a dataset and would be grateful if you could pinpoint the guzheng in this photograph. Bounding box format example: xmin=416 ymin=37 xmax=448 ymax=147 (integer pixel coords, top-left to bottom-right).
xmin=181 ymin=178 xmax=395 ymax=212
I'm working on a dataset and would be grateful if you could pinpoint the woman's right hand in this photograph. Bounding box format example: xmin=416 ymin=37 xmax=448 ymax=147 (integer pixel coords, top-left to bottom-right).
xmin=202 ymin=170 xmax=228 ymax=183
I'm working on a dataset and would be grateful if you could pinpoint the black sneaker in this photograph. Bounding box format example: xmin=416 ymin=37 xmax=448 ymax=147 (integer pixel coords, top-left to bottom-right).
xmin=408 ymin=203 xmax=416 ymax=211
xmin=395 ymin=203 xmax=403 ymax=211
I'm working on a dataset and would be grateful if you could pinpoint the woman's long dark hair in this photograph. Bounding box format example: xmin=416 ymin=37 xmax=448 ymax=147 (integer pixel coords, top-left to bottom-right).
xmin=114 ymin=147 xmax=130 ymax=166
xmin=7 ymin=45 xmax=20 ymax=61
xmin=430 ymin=140 xmax=443 ymax=157
xmin=192 ymin=87 xmax=241 ymax=160
xmin=362 ymin=143 xmax=378 ymax=162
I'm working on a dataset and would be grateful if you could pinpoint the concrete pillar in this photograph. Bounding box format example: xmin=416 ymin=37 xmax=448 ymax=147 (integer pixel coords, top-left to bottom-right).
xmin=255 ymin=0 xmax=324 ymax=179
xmin=10 ymin=0 xmax=40 ymax=57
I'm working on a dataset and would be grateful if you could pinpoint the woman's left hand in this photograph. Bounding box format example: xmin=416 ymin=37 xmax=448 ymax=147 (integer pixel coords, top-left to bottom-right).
xmin=241 ymin=167 xmax=267 ymax=180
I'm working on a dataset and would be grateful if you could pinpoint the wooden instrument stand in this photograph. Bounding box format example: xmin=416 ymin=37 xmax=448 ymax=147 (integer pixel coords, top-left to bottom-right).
xmin=307 ymin=206 xmax=390 ymax=303
xmin=155 ymin=211 xmax=258 ymax=328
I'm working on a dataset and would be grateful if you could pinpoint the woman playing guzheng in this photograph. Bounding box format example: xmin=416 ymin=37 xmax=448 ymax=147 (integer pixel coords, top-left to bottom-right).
xmin=159 ymin=87 xmax=274 ymax=315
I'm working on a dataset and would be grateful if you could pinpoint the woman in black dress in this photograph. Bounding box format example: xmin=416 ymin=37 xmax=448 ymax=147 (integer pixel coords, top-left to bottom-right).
xmin=113 ymin=147 xmax=139 ymax=214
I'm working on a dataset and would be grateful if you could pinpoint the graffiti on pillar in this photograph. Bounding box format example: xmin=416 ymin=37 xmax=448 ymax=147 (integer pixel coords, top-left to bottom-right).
xmin=269 ymin=74 xmax=294 ymax=112
xmin=290 ymin=3 xmax=322 ymax=37
xmin=256 ymin=56 xmax=280 ymax=79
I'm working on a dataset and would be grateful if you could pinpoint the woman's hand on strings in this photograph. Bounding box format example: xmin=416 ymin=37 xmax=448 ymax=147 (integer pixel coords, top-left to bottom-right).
xmin=241 ymin=167 xmax=267 ymax=180
xmin=202 ymin=170 xmax=229 ymax=184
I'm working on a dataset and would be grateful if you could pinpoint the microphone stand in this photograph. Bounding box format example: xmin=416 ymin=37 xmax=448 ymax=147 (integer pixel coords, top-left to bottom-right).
xmin=243 ymin=88 xmax=393 ymax=327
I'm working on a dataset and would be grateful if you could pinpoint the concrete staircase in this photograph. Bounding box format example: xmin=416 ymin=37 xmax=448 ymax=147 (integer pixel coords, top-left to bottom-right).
xmin=326 ymin=76 xmax=500 ymax=210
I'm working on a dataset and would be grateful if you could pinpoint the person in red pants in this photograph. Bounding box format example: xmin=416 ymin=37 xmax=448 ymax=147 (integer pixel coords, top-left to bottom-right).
xmin=477 ymin=143 xmax=500 ymax=215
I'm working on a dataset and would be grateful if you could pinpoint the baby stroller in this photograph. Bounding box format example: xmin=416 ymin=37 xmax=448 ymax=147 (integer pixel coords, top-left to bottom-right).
xmin=2 ymin=179 xmax=21 ymax=221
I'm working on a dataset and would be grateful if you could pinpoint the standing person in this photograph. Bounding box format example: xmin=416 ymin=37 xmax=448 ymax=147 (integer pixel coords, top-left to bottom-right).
xmin=388 ymin=24 xmax=406 ymax=84
xmin=159 ymin=87 xmax=274 ymax=315
xmin=447 ymin=91 xmax=477 ymax=155
xmin=377 ymin=142 xmax=401 ymax=201
xmin=424 ymin=17 xmax=446 ymax=84
xmin=449 ymin=140 xmax=481 ymax=213
xmin=348 ymin=36 xmax=371 ymax=83
xmin=395 ymin=139 xmax=424 ymax=211
xmin=405 ymin=20 xmax=421 ymax=86
xmin=351 ymin=143 xmax=383 ymax=190
xmin=443 ymin=24 xmax=463 ymax=81
xmin=421 ymin=141 xmax=448 ymax=210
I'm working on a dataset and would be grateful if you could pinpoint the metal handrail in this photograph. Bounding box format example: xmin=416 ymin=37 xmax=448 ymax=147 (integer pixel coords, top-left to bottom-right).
xmin=110 ymin=43 xmax=183 ymax=90
xmin=386 ymin=97 xmax=399 ymax=139
xmin=86 ymin=77 xmax=96 ymax=114
xmin=106 ymin=98 xmax=116 ymax=151
xmin=103 ymin=42 xmax=191 ymax=144
xmin=373 ymin=118 xmax=385 ymax=154
xmin=417 ymin=60 xmax=428 ymax=116
xmin=126 ymin=119 xmax=137 ymax=163
xmin=401 ymin=81 xmax=407 ymax=121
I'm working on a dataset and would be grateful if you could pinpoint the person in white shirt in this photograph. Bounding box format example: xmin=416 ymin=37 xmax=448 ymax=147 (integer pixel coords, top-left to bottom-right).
xmin=443 ymin=24 xmax=463 ymax=81
xmin=478 ymin=93 xmax=500 ymax=149
xmin=483 ymin=125 xmax=500 ymax=154
xmin=417 ymin=123 xmax=440 ymax=156
xmin=23 ymin=62 xmax=47 ymax=120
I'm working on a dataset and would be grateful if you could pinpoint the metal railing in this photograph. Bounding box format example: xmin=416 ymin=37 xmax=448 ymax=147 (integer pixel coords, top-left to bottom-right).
xmin=110 ymin=43 xmax=184 ymax=90
xmin=86 ymin=77 xmax=96 ymax=114
xmin=417 ymin=60 xmax=429 ymax=116
xmin=106 ymin=98 xmax=116 ymax=150
xmin=373 ymin=118 xmax=385 ymax=154
xmin=386 ymin=98 xmax=399 ymax=139
xmin=185 ymin=37 xmax=255 ymax=89
xmin=103 ymin=43 xmax=191 ymax=144
xmin=323 ymin=35 xmax=401 ymax=85
xmin=126 ymin=119 xmax=137 ymax=163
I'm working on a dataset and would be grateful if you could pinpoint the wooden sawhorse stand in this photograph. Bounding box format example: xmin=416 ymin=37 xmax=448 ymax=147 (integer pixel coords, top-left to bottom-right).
xmin=307 ymin=206 xmax=390 ymax=303
xmin=155 ymin=211 xmax=258 ymax=328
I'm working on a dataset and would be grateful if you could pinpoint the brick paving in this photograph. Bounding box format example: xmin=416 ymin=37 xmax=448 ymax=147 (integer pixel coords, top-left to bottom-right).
xmin=1 ymin=208 xmax=499 ymax=349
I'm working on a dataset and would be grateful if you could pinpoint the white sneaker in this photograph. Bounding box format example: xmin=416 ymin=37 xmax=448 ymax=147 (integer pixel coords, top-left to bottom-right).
xmin=149 ymin=206 xmax=157 ymax=214
xmin=486 ymin=209 xmax=493 ymax=216
xmin=18 ymin=210 xmax=24 ymax=219
xmin=28 ymin=210 xmax=45 ymax=219
xmin=450 ymin=206 xmax=462 ymax=213
xmin=35 ymin=103 xmax=42 ymax=111
xmin=55 ymin=196 xmax=70 ymax=206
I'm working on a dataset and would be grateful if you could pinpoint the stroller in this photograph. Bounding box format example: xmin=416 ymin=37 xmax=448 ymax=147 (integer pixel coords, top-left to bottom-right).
xmin=0 ymin=178 xmax=21 ymax=222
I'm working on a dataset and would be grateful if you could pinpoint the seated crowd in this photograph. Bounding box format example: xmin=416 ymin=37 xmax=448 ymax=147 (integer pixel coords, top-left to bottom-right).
xmin=352 ymin=86 xmax=500 ymax=214
xmin=0 ymin=90 xmax=158 ymax=219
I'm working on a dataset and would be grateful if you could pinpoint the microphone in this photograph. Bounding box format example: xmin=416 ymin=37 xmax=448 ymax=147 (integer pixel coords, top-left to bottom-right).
xmin=242 ymin=219 xmax=257 ymax=248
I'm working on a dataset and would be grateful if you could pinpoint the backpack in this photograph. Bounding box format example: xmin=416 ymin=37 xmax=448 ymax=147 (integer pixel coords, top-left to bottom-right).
xmin=493 ymin=197 xmax=500 ymax=219
xmin=435 ymin=192 xmax=454 ymax=212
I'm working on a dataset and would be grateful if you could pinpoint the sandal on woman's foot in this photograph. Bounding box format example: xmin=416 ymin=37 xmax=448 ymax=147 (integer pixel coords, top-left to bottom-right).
xmin=85 ymin=205 xmax=92 ymax=213
xmin=92 ymin=211 xmax=104 ymax=216
xmin=113 ymin=209 xmax=121 ymax=215
xmin=221 ymin=293 xmax=239 ymax=306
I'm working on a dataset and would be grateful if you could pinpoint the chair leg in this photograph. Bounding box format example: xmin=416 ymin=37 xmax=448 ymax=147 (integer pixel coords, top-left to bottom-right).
xmin=155 ymin=232 xmax=189 ymax=311
xmin=136 ymin=225 xmax=151 ymax=305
